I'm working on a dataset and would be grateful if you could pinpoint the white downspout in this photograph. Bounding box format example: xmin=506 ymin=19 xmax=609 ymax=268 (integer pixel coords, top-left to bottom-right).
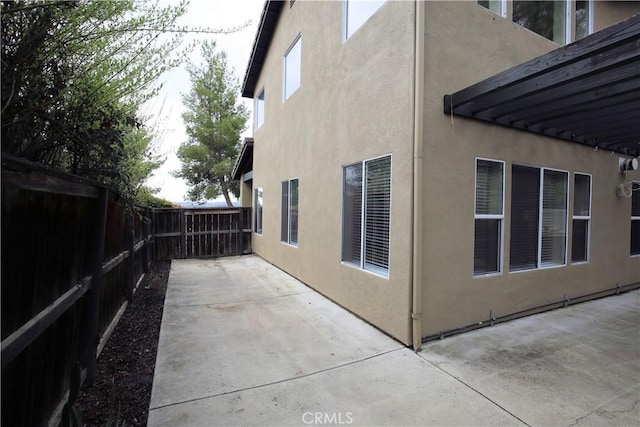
xmin=412 ymin=0 xmax=425 ymax=352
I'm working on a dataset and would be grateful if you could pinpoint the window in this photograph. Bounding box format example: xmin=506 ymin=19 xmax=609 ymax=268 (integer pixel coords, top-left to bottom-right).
xmin=474 ymin=159 xmax=504 ymax=276
xmin=281 ymin=179 xmax=298 ymax=246
xmin=575 ymin=0 xmax=593 ymax=40
xmin=572 ymin=174 xmax=590 ymax=262
xmin=513 ymin=1 xmax=568 ymax=44
xmin=343 ymin=0 xmax=386 ymax=40
xmin=255 ymin=89 xmax=264 ymax=129
xmin=631 ymin=182 xmax=640 ymax=255
xmin=283 ymin=36 xmax=301 ymax=100
xmin=254 ymin=188 xmax=263 ymax=235
xmin=478 ymin=0 xmax=506 ymax=17
xmin=342 ymin=155 xmax=391 ymax=277
xmin=510 ymin=165 xmax=568 ymax=271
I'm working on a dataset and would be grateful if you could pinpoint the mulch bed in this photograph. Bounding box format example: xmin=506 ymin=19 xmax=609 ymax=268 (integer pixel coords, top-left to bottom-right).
xmin=77 ymin=260 xmax=171 ymax=426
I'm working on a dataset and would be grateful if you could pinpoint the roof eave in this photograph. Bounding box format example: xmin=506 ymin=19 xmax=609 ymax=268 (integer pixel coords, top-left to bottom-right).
xmin=241 ymin=1 xmax=284 ymax=99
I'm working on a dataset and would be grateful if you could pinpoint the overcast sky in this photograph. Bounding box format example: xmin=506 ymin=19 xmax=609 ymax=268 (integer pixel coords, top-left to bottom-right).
xmin=145 ymin=0 xmax=264 ymax=202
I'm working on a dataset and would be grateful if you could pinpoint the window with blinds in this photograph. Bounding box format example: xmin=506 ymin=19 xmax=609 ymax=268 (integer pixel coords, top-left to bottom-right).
xmin=510 ymin=165 xmax=568 ymax=271
xmin=254 ymin=188 xmax=263 ymax=235
xmin=281 ymin=179 xmax=298 ymax=246
xmin=342 ymin=155 xmax=391 ymax=277
xmin=631 ymin=182 xmax=640 ymax=255
xmin=572 ymin=174 xmax=591 ymax=262
xmin=474 ymin=159 xmax=504 ymax=276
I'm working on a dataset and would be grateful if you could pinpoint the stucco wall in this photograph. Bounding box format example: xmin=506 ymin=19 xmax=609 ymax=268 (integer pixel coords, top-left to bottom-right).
xmin=420 ymin=1 xmax=640 ymax=337
xmin=239 ymin=178 xmax=252 ymax=208
xmin=250 ymin=1 xmax=415 ymax=344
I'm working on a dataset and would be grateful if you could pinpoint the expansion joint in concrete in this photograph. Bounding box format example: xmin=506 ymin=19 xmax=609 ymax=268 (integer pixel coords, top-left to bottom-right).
xmin=149 ymin=346 xmax=405 ymax=412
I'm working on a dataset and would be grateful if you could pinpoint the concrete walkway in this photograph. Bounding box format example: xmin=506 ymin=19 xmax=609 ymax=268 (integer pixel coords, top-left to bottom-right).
xmin=149 ymin=256 xmax=640 ymax=426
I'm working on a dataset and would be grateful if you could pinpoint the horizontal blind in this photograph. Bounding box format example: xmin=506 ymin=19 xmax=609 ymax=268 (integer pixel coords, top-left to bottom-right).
xmin=572 ymin=219 xmax=588 ymax=262
xmin=632 ymin=182 xmax=640 ymax=217
xmin=255 ymin=188 xmax=263 ymax=234
xmin=541 ymin=169 xmax=567 ymax=266
xmin=289 ymin=179 xmax=299 ymax=245
xmin=281 ymin=181 xmax=289 ymax=242
xmin=364 ymin=156 xmax=391 ymax=275
xmin=475 ymin=160 xmax=503 ymax=215
xmin=573 ymin=174 xmax=591 ymax=217
xmin=510 ymin=165 xmax=540 ymax=271
xmin=342 ymin=163 xmax=363 ymax=265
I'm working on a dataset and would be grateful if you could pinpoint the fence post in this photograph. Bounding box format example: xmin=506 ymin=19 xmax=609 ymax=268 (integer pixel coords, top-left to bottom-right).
xmin=125 ymin=212 xmax=135 ymax=301
xmin=83 ymin=188 xmax=109 ymax=385
xmin=180 ymin=209 xmax=186 ymax=259
xmin=142 ymin=208 xmax=150 ymax=273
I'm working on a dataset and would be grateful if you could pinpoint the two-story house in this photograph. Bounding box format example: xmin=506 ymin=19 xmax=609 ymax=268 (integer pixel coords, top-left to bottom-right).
xmin=233 ymin=0 xmax=640 ymax=350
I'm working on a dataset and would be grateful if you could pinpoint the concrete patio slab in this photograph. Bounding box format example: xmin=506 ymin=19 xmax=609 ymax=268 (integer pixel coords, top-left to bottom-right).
xmin=419 ymin=290 xmax=640 ymax=427
xmin=149 ymin=256 xmax=640 ymax=426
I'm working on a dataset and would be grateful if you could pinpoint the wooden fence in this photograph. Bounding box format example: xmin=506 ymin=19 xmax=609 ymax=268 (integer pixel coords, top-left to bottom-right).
xmin=153 ymin=207 xmax=252 ymax=260
xmin=1 ymin=154 xmax=253 ymax=426
xmin=1 ymin=155 xmax=153 ymax=427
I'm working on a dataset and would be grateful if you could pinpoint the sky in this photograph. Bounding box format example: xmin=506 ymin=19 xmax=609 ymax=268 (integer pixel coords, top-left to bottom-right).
xmin=144 ymin=0 xmax=265 ymax=202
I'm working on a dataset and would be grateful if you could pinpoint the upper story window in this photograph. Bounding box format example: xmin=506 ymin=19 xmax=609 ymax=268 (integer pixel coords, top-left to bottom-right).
xmin=513 ymin=1 xmax=568 ymax=45
xmin=255 ymin=88 xmax=265 ymax=129
xmin=283 ymin=35 xmax=301 ymax=101
xmin=575 ymin=0 xmax=593 ymax=40
xmin=343 ymin=0 xmax=386 ymax=41
xmin=478 ymin=0 xmax=506 ymax=17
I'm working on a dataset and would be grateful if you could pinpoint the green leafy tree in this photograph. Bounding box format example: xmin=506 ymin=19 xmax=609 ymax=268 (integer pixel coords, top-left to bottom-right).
xmin=1 ymin=0 xmax=245 ymax=204
xmin=174 ymin=40 xmax=248 ymax=206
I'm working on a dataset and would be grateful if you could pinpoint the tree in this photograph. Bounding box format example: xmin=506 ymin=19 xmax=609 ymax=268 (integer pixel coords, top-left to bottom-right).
xmin=174 ymin=40 xmax=248 ymax=206
xmin=1 ymin=0 xmax=245 ymax=204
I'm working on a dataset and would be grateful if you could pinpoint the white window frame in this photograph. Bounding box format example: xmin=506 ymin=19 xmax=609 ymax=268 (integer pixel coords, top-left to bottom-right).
xmin=631 ymin=181 xmax=640 ymax=256
xmin=281 ymin=178 xmax=299 ymax=247
xmin=477 ymin=0 xmax=507 ymax=18
xmin=254 ymin=188 xmax=263 ymax=235
xmin=574 ymin=0 xmax=594 ymax=41
xmin=342 ymin=0 xmax=387 ymax=41
xmin=341 ymin=154 xmax=392 ymax=278
xmin=255 ymin=88 xmax=265 ymax=129
xmin=474 ymin=158 xmax=505 ymax=277
xmin=571 ymin=173 xmax=591 ymax=263
xmin=512 ymin=0 xmax=570 ymax=45
xmin=283 ymin=35 xmax=301 ymax=101
xmin=510 ymin=165 xmax=569 ymax=272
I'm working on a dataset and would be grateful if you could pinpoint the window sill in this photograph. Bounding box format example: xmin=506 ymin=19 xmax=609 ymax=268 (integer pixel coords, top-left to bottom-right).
xmin=341 ymin=261 xmax=389 ymax=279
xmin=509 ymin=263 xmax=566 ymax=274
xmin=473 ymin=272 xmax=502 ymax=279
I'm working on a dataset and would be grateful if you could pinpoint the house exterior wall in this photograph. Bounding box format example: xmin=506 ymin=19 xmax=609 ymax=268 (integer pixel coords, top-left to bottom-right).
xmin=250 ymin=1 xmax=416 ymax=344
xmin=419 ymin=1 xmax=640 ymax=337
xmin=239 ymin=178 xmax=252 ymax=207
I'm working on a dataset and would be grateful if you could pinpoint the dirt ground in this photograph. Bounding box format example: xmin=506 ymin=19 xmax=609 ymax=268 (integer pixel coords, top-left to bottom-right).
xmin=78 ymin=261 xmax=170 ymax=426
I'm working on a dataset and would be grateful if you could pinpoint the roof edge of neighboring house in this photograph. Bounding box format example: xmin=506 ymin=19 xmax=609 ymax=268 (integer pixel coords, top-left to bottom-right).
xmin=241 ymin=0 xmax=285 ymax=99
xmin=232 ymin=138 xmax=254 ymax=180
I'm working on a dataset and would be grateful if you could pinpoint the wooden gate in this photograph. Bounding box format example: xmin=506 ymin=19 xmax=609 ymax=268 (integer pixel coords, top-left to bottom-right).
xmin=153 ymin=208 xmax=252 ymax=260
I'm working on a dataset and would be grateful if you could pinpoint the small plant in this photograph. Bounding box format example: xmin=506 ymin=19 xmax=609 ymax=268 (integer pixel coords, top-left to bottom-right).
xmin=105 ymin=379 xmax=124 ymax=427
xmin=59 ymin=363 xmax=82 ymax=427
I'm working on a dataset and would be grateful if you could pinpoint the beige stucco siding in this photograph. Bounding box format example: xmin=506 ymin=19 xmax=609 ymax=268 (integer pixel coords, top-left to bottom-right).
xmin=420 ymin=1 xmax=640 ymax=337
xmin=250 ymin=1 xmax=415 ymax=344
